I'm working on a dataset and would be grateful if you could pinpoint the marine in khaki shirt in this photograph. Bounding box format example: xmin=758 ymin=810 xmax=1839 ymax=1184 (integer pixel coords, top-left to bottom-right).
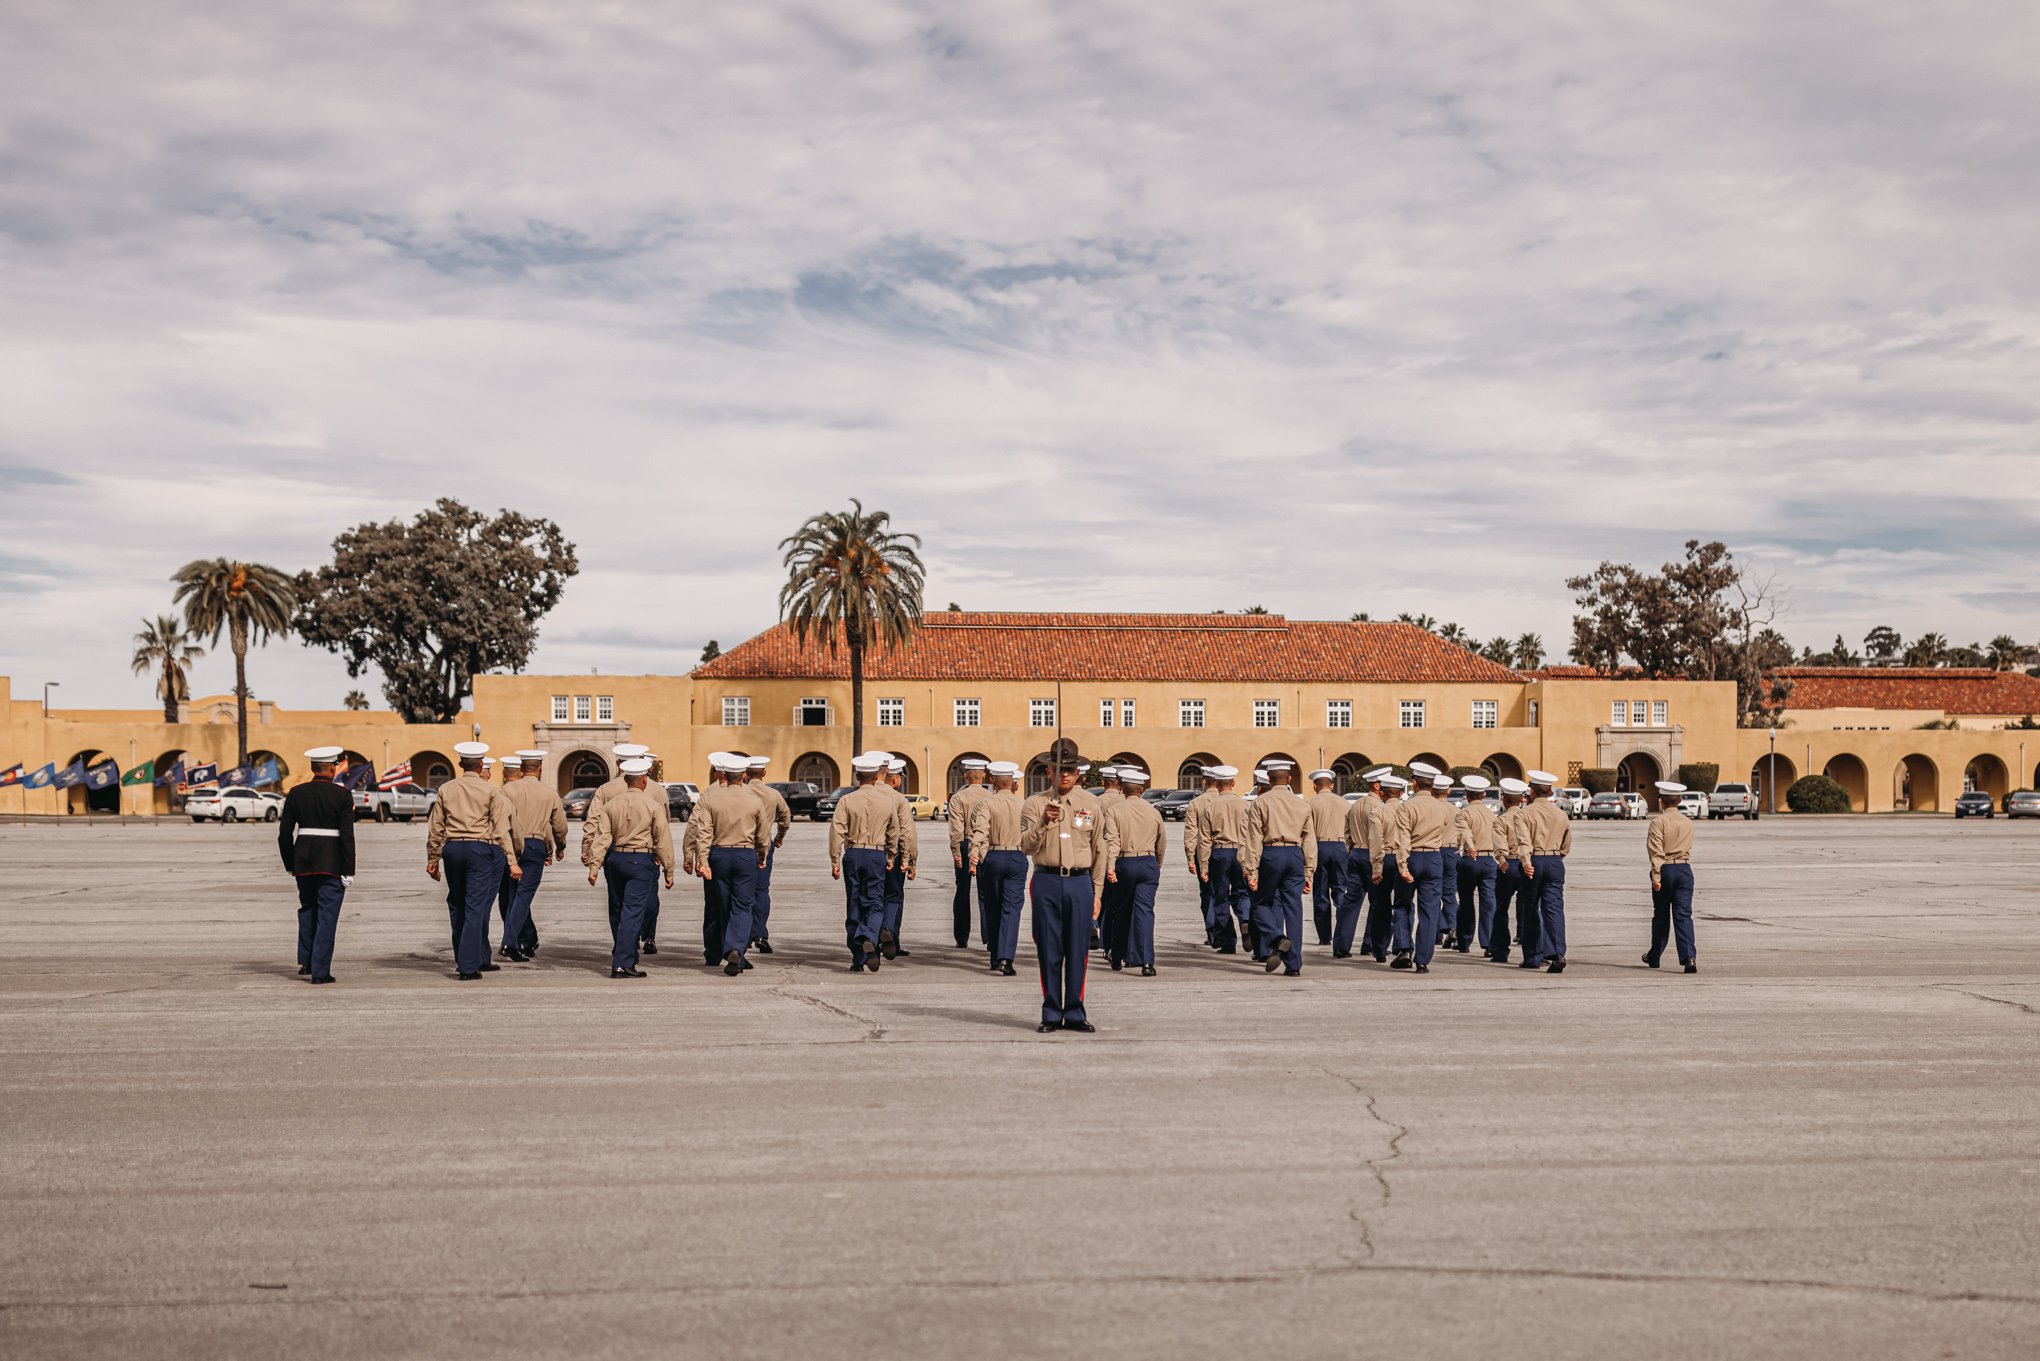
xmin=1307 ymin=786 xmax=1350 ymax=848
xmin=684 ymin=781 xmax=772 ymax=872
xmin=881 ymin=773 xmax=918 ymax=876
xmin=426 ymin=771 xmax=520 ymax=877
xmin=1105 ymin=786 xmax=1168 ymax=875
xmin=1458 ymin=796 xmax=1502 ymax=862
xmin=744 ymin=775 xmax=793 ymax=849
xmin=948 ymin=777 xmax=993 ymax=865
xmin=1183 ymin=783 xmax=1216 ymax=877
xmin=1388 ymin=787 xmax=1457 ymax=881
xmin=1516 ymin=795 xmax=1574 ymax=860
xmin=583 ymin=783 xmax=676 ymax=881
xmin=502 ymin=773 xmax=570 ymax=861
xmin=968 ymin=785 xmax=1025 ymax=867
xmin=1241 ymin=779 xmax=1318 ymax=887
xmin=1020 ymin=784 xmax=1115 ymax=902
xmin=1194 ymin=788 xmax=1249 ymax=878
xmin=1646 ymin=801 xmax=1694 ymax=884
xmin=830 ymin=782 xmax=905 ymax=878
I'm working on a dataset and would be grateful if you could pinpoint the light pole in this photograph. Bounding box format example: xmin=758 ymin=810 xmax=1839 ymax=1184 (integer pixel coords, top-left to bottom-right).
xmin=1767 ymin=728 xmax=1776 ymax=815
xmin=43 ymin=681 xmax=58 ymax=715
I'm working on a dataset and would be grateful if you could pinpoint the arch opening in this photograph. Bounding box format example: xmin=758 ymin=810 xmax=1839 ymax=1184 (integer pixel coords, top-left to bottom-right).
xmin=945 ymin=751 xmax=990 ymax=797
xmin=795 ymin=751 xmax=842 ymax=792
xmin=66 ymin=749 xmax=120 ymax=814
xmin=410 ymin=749 xmax=455 ymax=790
xmin=1822 ymin=754 xmax=1868 ymax=812
xmin=1896 ymin=754 xmax=1939 ymax=813
xmin=1481 ymin=751 xmax=1525 ymax=783
xmin=1175 ymin=751 xmax=1220 ymax=791
xmin=1330 ymin=751 xmax=1373 ymax=794
xmin=1965 ymin=754 xmax=2011 ymax=800
xmin=1616 ymin=751 xmax=1662 ymax=793
xmin=1751 ymin=754 xmax=1797 ymax=813
xmin=558 ymin=749 xmax=610 ymax=794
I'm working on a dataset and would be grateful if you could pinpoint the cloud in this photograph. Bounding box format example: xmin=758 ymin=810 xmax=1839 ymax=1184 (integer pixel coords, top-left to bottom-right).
xmin=3 ymin=0 xmax=2040 ymax=704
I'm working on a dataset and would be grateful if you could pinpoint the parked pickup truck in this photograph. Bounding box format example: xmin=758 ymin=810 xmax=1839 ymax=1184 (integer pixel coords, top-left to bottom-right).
xmin=1708 ymin=781 xmax=1759 ymax=821
xmin=354 ymin=782 xmax=437 ymax=822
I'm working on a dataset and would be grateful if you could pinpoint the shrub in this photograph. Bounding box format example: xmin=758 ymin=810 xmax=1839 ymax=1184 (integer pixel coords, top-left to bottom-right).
xmin=1786 ymin=774 xmax=1851 ymax=813
xmin=1677 ymin=762 xmax=1720 ymax=793
xmin=1579 ymin=768 xmax=1617 ymax=795
xmin=1448 ymin=765 xmax=1488 ymax=784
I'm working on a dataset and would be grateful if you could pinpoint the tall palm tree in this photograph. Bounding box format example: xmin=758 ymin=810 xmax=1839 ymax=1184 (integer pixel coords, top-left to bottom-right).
xmin=1988 ymin=634 xmax=2023 ymax=671
xmin=778 ymin=499 xmax=924 ymax=761
xmin=1512 ymin=633 xmax=1545 ymax=671
xmin=130 ymin=615 xmax=205 ymax=722
xmin=172 ymin=559 xmax=296 ymax=765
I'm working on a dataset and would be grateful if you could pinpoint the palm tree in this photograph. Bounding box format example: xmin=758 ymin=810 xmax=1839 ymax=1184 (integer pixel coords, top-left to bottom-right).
xmin=1512 ymin=633 xmax=1546 ymax=671
xmin=130 ymin=615 xmax=205 ymax=723
xmin=343 ymin=690 xmax=370 ymax=711
xmin=1436 ymin=621 xmax=1471 ymax=647
xmin=1988 ymin=634 xmax=2023 ymax=671
xmin=1902 ymin=632 xmax=1949 ymax=668
xmin=172 ymin=559 xmax=296 ymax=765
xmin=1480 ymin=636 xmax=1514 ymax=665
xmin=778 ymin=499 xmax=924 ymax=760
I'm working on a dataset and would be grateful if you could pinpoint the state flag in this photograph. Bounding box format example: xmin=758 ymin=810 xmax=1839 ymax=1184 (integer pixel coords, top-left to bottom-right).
xmin=52 ymin=759 xmax=87 ymax=790
xmin=0 ymin=763 xmax=23 ymax=787
xmin=184 ymin=761 xmax=220 ymax=786
xmin=83 ymin=761 xmax=119 ymax=791
xmin=250 ymin=758 xmax=281 ymax=787
xmin=23 ymin=762 xmax=58 ymax=789
xmin=121 ymin=760 xmax=156 ymax=787
xmin=339 ymin=763 xmax=375 ymax=790
xmin=220 ymin=764 xmax=253 ymax=788
xmin=157 ymin=759 xmax=187 ymax=788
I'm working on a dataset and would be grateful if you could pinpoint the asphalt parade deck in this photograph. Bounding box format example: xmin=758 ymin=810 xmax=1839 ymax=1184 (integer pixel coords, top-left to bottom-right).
xmin=3 ymin=815 xmax=2037 ymax=1359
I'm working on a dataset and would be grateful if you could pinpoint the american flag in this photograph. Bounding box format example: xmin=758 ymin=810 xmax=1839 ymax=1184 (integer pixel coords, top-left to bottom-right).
xmin=377 ymin=761 xmax=411 ymax=790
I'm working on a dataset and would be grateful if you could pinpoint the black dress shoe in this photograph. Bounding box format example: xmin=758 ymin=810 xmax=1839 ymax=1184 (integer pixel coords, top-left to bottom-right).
xmin=1642 ymin=954 xmax=1660 ymax=969
xmin=1332 ymin=950 xmax=1351 ymax=959
xmin=297 ymin=965 xmax=310 ymax=975
xmin=641 ymin=940 xmax=659 ymax=955
xmin=1089 ymin=929 xmax=1101 ymax=950
xmin=1370 ymin=951 xmax=1388 ymax=963
xmin=478 ymin=962 xmax=501 ymax=973
xmin=457 ymin=972 xmax=481 ymax=981
xmin=310 ymin=975 xmax=335 ymax=984
xmin=865 ymin=948 xmax=882 ymax=972
xmin=1000 ymin=960 xmax=1016 ymax=977
xmin=1063 ymin=1020 xmax=1096 ymax=1033
xmin=1455 ymin=945 xmax=1472 ymax=953
xmin=1684 ymin=962 xmax=1698 ymax=974
xmin=723 ymin=950 xmax=743 ymax=977
xmin=1390 ymin=954 xmax=1413 ymax=970
xmin=1518 ymin=959 xmax=1542 ymax=969
xmin=878 ymin=930 xmax=898 ymax=959
xmin=1415 ymin=964 xmax=1429 ymax=973
xmin=1546 ymin=957 xmax=1566 ymax=973
xmin=740 ymin=958 xmax=754 ymax=971
xmin=755 ymin=939 xmax=773 ymax=955
xmin=523 ymin=944 xmax=539 ymax=956
xmin=1140 ymin=965 xmax=1156 ymax=977
xmin=1110 ymin=959 xmax=1123 ymax=971
xmin=894 ymin=947 xmax=912 ymax=958
xmin=611 ymin=966 xmax=646 ymax=978
xmin=1036 ymin=1022 xmax=1059 ymax=1034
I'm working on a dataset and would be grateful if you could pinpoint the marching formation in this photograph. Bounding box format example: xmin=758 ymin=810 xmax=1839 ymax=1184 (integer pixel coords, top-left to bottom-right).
xmin=273 ymin=741 xmax=1703 ymax=1029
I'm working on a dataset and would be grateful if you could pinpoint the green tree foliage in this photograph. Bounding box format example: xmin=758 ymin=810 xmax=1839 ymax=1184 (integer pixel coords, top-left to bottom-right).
xmin=293 ymin=499 xmax=578 ymax=723
xmin=342 ymin=690 xmax=370 ymax=711
xmin=1676 ymin=762 xmax=1720 ymax=793
xmin=1480 ymin=636 xmax=1515 ymax=665
xmin=1799 ymin=634 xmax=1860 ymax=666
xmin=1902 ymin=632 xmax=1950 ymax=667
xmin=778 ymin=498 xmax=924 ymax=761
xmin=1987 ymin=635 xmax=2025 ymax=671
xmin=130 ymin=615 xmax=205 ymax=723
xmin=1786 ymin=774 xmax=1851 ymax=813
xmin=1578 ymin=768 xmax=1617 ymax=794
xmin=1513 ymin=633 xmax=1545 ymax=671
xmin=699 ymin=640 xmax=721 ymax=664
xmin=1863 ymin=625 xmax=1901 ymax=662
xmin=172 ymin=559 xmax=296 ymax=764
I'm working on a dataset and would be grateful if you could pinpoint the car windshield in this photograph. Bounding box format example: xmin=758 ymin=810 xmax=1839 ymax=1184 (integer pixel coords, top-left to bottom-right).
xmin=1592 ymin=793 xmax=1619 ymax=802
xmin=1716 ymin=784 xmax=1748 ymax=795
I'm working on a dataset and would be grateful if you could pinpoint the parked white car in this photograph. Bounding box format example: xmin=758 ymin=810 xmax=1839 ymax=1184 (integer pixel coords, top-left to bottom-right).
xmin=1678 ymin=791 xmax=1708 ymax=819
xmin=1622 ymin=792 xmax=1649 ymax=819
xmin=187 ymin=786 xmax=285 ymax=823
xmin=1558 ymin=787 xmax=1592 ymax=818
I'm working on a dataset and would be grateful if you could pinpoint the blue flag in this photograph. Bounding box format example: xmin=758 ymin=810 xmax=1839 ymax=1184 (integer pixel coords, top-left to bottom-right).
xmin=185 ymin=762 xmax=220 ymax=786
xmin=156 ymin=759 xmax=186 ymax=788
xmin=250 ymin=758 xmax=281 ymax=787
xmin=219 ymin=765 xmax=253 ymax=788
xmin=23 ymin=762 xmax=57 ymax=789
xmin=339 ymin=763 xmax=374 ymax=790
xmin=52 ymin=759 xmax=87 ymax=790
xmin=84 ymin=762 xmax=119 ymax=791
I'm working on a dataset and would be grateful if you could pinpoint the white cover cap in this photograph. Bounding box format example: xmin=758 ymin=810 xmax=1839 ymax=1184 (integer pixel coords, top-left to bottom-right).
xmin=1499 ymin=777 xmax=1531 ymax=794
xmin=961 ymin=758 xmax=989 ymax=770
xmin=612 ymin=743 xmax=649 ymax=759
xmin=620 ymin=756 xmax=653 ymax=775
xmin=454 ymin=741 xmax=489 ymax=758
xmin=748 ymin=756 xmax=771 ymax=770
xmin=1209 ymin=765 xmax=1239 ymax=779
xmin=1432 ymin=775 xmax=1453 ymax=790
xmin=1655 ymin=780 xmax=1688 ymax=794
xmin=888 ymin=759 xmax=906 ymax=773
xmin=987 ymin=760 xmax=1021 ymax=776
xmin=1362 ymin=766 xmax=1393 ymax=783
xmin=1097 ymin=766 xmax=1121 ymax=779
xmin=1119 ymin=767 xmax=1151 ymax=784
xmin=851 ymin=752 xmax=888 ymax=773
xmin=1461 ymin=774 xmax=1492 ymax=790
xmin=1262 ymin=759 xmax=1295 ymax=770
xmin=1408 ymin=761 xmax=1442 ymax=778
xmin=500 ymin=756 xmax=523 ymax=769
xmin=304 ymin=745 xmax=343 ymax=762
xmin=1378 ymin=774 xmax=1409 ymax=790
xmin=1528 ymin=769 xmax=1558 ymax=786
xmin=516 ymin=749 xmax=546 ymax=760
xmin=713 ymin=754 xmax=750 ymax=774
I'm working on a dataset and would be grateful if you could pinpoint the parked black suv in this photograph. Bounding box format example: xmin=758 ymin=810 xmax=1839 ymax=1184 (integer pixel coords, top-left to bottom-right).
xmin=769 ymin=781 xmax=822 ymax=820
xmin=810 ymin=787 xmax=856 ymax=822
xmin=1153 ymin=788 xmax=1201 ymax=821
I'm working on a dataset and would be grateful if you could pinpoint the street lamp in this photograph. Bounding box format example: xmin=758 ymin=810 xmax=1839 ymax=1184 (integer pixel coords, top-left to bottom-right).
xmin=1768 ymin=727 xmax=1776 ymax=815
xmin=43 ymin=681 xmax=58 ymax=714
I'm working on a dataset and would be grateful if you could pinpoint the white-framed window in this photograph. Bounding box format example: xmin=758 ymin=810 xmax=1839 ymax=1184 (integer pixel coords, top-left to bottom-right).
xmin=1253 ymin=699 xmax=1280 ymax=729
xmin=595 ymin=695 xmax=614 ymax=722
xmin=1120 ymin=699 xmax=1135 ymax=728
xmin=1610 ymin=700 xmax=1627 ymax=727
xmin=1399 ymin=700 xmax=1425 ymax=729
xmin=877 ymin=697 xmax=904 ymax=728
xmin=1180 ymin=699 xmax=1206 ymax=729
xmin=1030 ymin=699 xmax=1056 ymax=728
xmin=1528 ymin=699 xmax=1540 ymax=727
xmin=1472 ymin=699 xmax=1498 ymax=729
xmin=551 ymin=695 xmax=569 ymax=722
xmin=1100 ymin=698 xmax=1114 ymax=728
xmin=1631 ymin=701 xmax=1648 ymax=726
xmin=573 ymin=695 xmax=592 ymax=723
xmin=722 ymin=696 xmax=750 ymax=727
xmin=797 ymin=697 xmax=829 ymax=727
xmin=1651 ymin=700 xmax=1668 ymax=727
xmin=1326 ymin=699 xmax=1352 ymax=729
xmin=954 ymin=698 xmax=980 ymax=728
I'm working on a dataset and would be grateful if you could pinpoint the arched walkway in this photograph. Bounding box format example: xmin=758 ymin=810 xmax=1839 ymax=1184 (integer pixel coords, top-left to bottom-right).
xmin=558 ymin=749 xmax=610 ymax=794
xmin=411 ymin=749 xmax=455 ymax=791
xmin=1407 ymin=751 xmax=1449 ymax=774
xmin=1105 ymin=751 xmax=1151 ymax=781
xmin=1895 ymin=754 xmax=1940 ymax=813
xmin=66 ymin=749 xmax=120 ymax=814
xmin=151 ymin=747 xmax=191 ymax=814
xmin=1965 ymin=754 xmax=2011 ymax=800
xmin=1026 ymin=752 xmax=1057 ymax=797
xmin=795 ymin=751 xmax=841 ymax=791
xmin=1752 ymin=754 xmax=1797 ymax=813
xmin=1255 ymin=751 xmax=1304 ymax=784
xmin=1616 ymin=751 xmax=1662 ymax=793
xmin=1176 ymin=751 xmax=1220 ymax=791
xmin=945 ymin=751 xmax=990 ymax=797
xmin=1481 ymin=752 xmax=1525 ymax=782
xmin=1331 ymin=751 xmax=1373 ymax=794
xmin=1823 ymin=754 xmax=1868 ymax=812
xmin=893 ymin=755 xmax=920 ymax=796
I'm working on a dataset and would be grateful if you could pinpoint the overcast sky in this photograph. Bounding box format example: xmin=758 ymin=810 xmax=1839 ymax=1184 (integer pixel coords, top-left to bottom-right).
xmin=5 ymin=1 xmax=2039 ymax=709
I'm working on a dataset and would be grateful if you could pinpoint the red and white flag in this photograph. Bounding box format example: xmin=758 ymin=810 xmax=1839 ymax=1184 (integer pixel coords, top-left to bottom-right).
xmin=377 ymin=761 xmax=412 ymax=790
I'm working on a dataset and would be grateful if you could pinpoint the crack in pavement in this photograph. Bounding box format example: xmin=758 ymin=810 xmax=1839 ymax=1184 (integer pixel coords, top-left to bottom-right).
xmin=1320 ymin=1067 xmax=1407 ymax=1264
xmin=1934 ymin=984 xmax=2039 ymax=1017
xmin=764 ymin=970 xmax=888 ymax=1041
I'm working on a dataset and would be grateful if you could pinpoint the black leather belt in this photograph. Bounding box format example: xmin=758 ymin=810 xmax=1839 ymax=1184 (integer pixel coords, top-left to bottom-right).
xmin=1263 ymin=839 xmax=1300 ymax=845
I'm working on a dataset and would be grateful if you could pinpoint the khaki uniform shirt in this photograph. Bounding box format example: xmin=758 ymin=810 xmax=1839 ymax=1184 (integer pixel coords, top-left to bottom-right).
xmin=1389 ymin=792 xmax=1457 ymax=858
xmin=502 ymin=778 xmax=569 ymax=858
xmin=1019 ymin=787 xmax=1113 ymax=898
xmin=1183 ymin=789 xmax=1216 ymax=872
xmin=1243 ymin=786 xmax=1318 ymax=878
xmin=426 ymin=773 xmax=517 ymax=865
xmin=1344 ymin=794 xmax=1387 ymax=861
xmin=1459 ymin=801 xmax=1501 ymax=859
xmin=585 ymin=785 xmax=675 ymax=871
xmin=1097 ymin=787 xmax=1124 ymax=810
xmin=1647 ymin=808 xmax=1694 ymax=873
xmin=1194 ymin=792 xmax=1248 ymax=875
xmin=830 ymin=783 xmax=904 ymax=872
xmin=1106 ymin=793 xmax=1167 ymax=871
xmin=1496 ymin=805 xmax=1525 ymax=866
xmin=968 ymin=789 xmax=1025 ymax=862
xmin=746 ymin=779 xmax=792 ymax=844
xmin=1307 ymin=790 xmax=1350 ymax=845
xmin=580 ymin=774 xmax=633 ymax=864
xmin=685 ymin=783 xmax=773 ymax=864
xmin=883 ymin=783 xmax=917 ymax=869
xmin=948 ymin=782 xmax=992 ymax=858
xmin=1518 ymin=799 xmax=1574 ymax=858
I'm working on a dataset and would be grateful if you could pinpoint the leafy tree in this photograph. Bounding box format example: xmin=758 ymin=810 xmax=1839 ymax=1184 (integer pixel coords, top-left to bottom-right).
xmin=1902 ymin=632 xmax=1949 ymax=668
xmin=1987 ymin=635 xmax=2025 ymax=671
xmin=1237 ymin=605 xmax=1271 ymax=615
xmin=1945 ymin=642 xmax=1985 ymax=668
xmin=130 ymin=615 xmax=205 ymax=723
xmin=778 ymin=498 xmax=924 ymax=760
xmin=1800 ymin=634 xmax=1860 ymax=667
xmin=1480 ymin=636 xmax=1515 ymax=665
xmin=293 ymin=499 xmax=578 ymax=723
xmin=946 ymin=601 xmax=961 ymax=612
xmin=1786 ymin=774 xmax=1851 ymax=813
xmin=1512 ymin=633 xmax=1545 ymax=671
xmin=700 ymin=640 xmax=721 ymax=664
xmin=172 ymin=559 xmax=296 ymax=764
xmin=343 ymin=690 xmax=370 ymax=711
xmin=1863 ymin=625 xmax=1901 ymax=663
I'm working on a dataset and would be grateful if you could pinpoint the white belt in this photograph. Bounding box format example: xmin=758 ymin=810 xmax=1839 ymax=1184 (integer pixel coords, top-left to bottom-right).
xmin=295 ymin=828 xmax=340 ymax=838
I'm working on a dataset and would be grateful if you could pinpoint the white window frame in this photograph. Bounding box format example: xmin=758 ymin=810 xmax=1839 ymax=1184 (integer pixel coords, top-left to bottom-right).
xmin=1326 ymin=699 xmax=1352 ymax=729
xmin=1472 ymin=699 xmax=1498 ymax=730
xmin=1253 ymin=699 xmax=1280 ymax=729
xmin=954 ymin=697 xmax=980 ymax=728
xmin=797 ymin=697 xmax=830 ymax=728
xmin=1610 ymin=700 xmax=1627 ymax=727
xmin=595 ymin=695 xmax=614 ymax=722
xmin=573 ymin=695 xmax=592 ymax=723
xmin=1631 ymin=700 xmax=1649 ymax=726
xmin=1099 ymin=698 xmax=1114 ymax=728
xmin=876 ymin=697 xmax=905 ymax=728
xmin=1180 ymin=699 xmax=1206 ymax=729
xmin=1528 ymin=699 xmax=1540 ymax=727
xmin=551 ymin=695 xmax=570 ymax=723
xmin=1399 ymin=699 xmax=1425 ymax=729
xmin=1030 ymin=699 xmax=1056 ymax=729
xmin=722 ymin=696 xmax=750 ymax=727
xmin=1120 ymin=699 xmax=1135 ymax=728
xmin=1652 ymin=700 xmax=1668 ymax=727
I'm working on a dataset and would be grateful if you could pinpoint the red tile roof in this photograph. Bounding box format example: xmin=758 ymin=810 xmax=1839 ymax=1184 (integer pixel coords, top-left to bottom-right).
xmin=1776 ymin=667 xmax=2040 ymax=715
xmin=693 ymin=612 xmax=1524 ymax=684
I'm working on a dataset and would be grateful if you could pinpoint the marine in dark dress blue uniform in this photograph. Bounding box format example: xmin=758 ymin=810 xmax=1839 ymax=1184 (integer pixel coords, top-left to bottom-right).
xmin=277 ymin=746 xmax=356 ymax=984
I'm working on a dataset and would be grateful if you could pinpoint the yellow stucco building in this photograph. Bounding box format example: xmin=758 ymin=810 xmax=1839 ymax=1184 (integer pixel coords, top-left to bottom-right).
xmin=6 ymin=615 xmax=2039 ymax=816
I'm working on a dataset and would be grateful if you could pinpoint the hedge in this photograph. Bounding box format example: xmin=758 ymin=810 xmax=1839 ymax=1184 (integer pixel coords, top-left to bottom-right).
xmin=1579 ymin=768 xmax=1617 ymax=795
xmin=1448 ymin=765 xmax=1488 ymax=783
xmin=1677 ymin=762 xmax=1719 ymax=793
xmin=1786 ymin=774 xmax=1851 ymax=813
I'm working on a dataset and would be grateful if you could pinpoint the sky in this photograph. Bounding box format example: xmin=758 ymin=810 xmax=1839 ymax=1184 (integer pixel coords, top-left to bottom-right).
xmin=4 ymin=0 xmax=2039 ymax=709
